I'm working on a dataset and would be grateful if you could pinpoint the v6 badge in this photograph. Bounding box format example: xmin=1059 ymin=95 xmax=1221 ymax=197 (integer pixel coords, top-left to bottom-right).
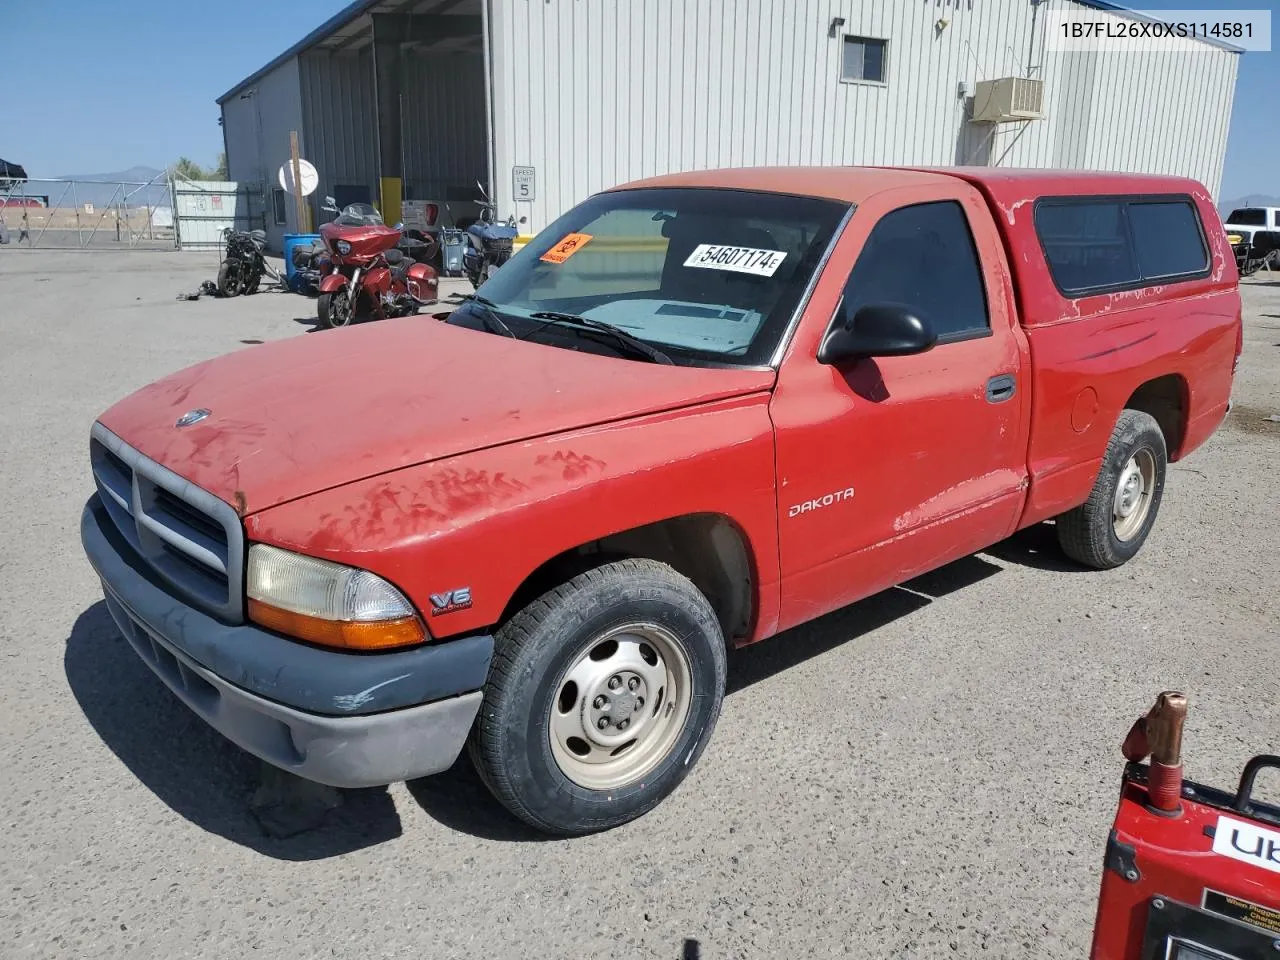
xmin=430 ymin=587 xmax=473 ymax=615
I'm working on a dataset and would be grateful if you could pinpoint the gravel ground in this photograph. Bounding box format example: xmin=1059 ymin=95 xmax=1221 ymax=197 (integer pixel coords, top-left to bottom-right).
xmin=1 ymin=249 xmax=1277 ymax=960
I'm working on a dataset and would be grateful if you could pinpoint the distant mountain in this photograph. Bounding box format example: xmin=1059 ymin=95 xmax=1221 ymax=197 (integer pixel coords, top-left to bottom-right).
xmin=1221 ymin=195 xmax=1280 ymax=214
xmin=16 ymin=165 xmax=172 ymax=211
xmin=52 ymin=165 xmax=166 ymax=184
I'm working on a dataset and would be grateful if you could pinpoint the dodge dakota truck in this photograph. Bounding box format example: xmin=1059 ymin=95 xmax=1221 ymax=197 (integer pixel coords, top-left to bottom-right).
xmin=80 ymin=166 xmax=1241 ymax=836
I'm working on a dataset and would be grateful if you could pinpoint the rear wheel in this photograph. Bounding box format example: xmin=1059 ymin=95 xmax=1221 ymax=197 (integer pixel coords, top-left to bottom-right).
xmin=1057 ymin=409 xmax=1167 ymax=569
xmin=216 ymin=260 xmax=243 ymax=297
xmin=469 ymin=559 xmax=727 ymax=836
xmin=317 ymin=288 xmax=354 ymax=329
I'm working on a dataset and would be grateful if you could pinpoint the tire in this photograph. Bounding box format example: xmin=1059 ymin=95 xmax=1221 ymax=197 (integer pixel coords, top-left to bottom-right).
xmin=1057 ymin=409 xmax=1167 ymax=570
xmin=317 ymin=289 xmax=354 ymax=329
xmin=216 ymin=260 xmax=242 ymax=297
xmin=469 ymin=558 xmax=727 ymax=836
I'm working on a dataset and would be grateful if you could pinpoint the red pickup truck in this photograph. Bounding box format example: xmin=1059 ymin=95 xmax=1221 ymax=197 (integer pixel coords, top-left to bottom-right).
xmin=80 ymin=166 xmax=1241 ymax=836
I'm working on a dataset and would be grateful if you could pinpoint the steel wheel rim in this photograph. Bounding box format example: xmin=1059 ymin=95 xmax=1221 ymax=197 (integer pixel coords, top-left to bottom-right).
xmin=1112 ymin=449 xmax=1156 ymax=541
xmin=330 ymin=290 xmax=353 ymax=326
xmin=548 ymin=622 xmax=694 ymax=791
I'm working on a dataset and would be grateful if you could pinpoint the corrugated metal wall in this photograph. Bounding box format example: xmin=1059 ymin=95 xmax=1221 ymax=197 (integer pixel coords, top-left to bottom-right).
xmin=403 ymin=51 xmax=489 ymax=204
xmin=490 ymin=0 xmax=1238 ymax=231
xmin=298 ymin=49 xmax=379 ymax=214
xmin=219 ymin=56 xmax=303 ymax=250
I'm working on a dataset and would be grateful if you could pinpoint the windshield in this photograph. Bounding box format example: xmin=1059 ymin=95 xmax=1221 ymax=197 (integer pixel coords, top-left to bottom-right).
xmin=1226 ymin=208 xmax=1266 ymax=226
xmin=335 ymin=202 xmax=384 ymax=226
xmin=447 ymin=187 xmax=849 ymax=366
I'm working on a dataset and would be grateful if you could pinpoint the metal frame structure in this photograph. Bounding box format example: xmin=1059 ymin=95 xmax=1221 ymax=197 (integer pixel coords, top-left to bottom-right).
xmin=0 ymin=172 xmax=175 ymax=249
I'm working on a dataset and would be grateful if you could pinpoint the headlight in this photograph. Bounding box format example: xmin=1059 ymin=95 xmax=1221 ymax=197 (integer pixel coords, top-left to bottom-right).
xmin=246 ymin=544 xmax=425 ymax=650
xmin=335 ymin=240 xmax=352 ymax=255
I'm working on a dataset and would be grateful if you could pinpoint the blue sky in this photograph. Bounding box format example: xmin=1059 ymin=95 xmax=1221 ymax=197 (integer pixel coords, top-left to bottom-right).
xmin=1 ymin=0 xmax=1274 ymax=199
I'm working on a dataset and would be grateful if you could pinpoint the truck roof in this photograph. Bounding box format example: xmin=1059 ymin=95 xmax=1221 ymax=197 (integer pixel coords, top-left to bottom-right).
xmin=615 ymin=166 xmax=1211 ymax=207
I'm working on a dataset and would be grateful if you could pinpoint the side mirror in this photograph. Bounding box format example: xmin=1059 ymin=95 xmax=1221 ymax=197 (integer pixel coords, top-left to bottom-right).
xmin=818 ymin=303 xmax=936 ymax=365
xmin=322 ymin=195 xmax=338 ymax=212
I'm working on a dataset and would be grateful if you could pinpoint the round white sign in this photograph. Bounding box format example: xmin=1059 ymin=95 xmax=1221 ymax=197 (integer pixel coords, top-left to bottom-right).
xmin=278 ymin=158 xmax=319 ymax=197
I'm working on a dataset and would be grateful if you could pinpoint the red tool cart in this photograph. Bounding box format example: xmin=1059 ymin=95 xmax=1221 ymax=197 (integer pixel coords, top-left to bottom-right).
xmin=1091 ymin=692 xmax=1280 ymax=959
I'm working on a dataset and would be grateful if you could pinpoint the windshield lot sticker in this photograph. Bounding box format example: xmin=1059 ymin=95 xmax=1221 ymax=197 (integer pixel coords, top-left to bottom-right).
xmin=541 ymin=232 xmax=593 ymax=264
xmin=683 ymin=244 xmax=788 ymax=277
xmin=1212 ymin=815 xmax=1280 ymax=875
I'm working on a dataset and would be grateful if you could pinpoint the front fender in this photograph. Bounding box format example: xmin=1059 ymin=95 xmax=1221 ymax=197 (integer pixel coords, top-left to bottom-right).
xmin=245 ymin=394 xmax=782 ymax=643
xmin=318 ymin=272 xmax=347 ymax=294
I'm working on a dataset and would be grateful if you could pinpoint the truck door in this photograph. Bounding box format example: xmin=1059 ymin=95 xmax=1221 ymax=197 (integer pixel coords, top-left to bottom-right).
xmin=769 ymin=183 xmax=1030 ymax=631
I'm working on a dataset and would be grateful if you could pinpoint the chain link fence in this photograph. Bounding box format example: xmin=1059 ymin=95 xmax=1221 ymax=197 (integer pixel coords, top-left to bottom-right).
xmin=0 ymin=173 xmax=176 ymax=249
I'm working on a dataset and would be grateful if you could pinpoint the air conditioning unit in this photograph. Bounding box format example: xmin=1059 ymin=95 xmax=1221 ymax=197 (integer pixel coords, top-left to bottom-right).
xmin=971 ymin=77 xmax=1045 ymax=122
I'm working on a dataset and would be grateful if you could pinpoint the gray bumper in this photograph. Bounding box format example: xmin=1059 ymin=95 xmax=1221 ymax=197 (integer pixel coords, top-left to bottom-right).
xmin=81 ymin=497 xmax=489 ymax=788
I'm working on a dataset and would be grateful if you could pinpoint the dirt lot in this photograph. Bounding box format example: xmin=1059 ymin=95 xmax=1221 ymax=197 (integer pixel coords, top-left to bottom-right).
xmin=1 ymin=249 xmax=1277 ymax=959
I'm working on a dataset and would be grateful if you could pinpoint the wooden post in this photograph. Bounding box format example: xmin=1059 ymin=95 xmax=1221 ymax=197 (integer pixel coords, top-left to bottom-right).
xmin=289 ymin=131 xmax=309 ymax=232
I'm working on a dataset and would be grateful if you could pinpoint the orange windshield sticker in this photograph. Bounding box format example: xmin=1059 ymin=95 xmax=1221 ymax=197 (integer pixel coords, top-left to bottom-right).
xmin=541 ymin=232 xmax=593 ymax=263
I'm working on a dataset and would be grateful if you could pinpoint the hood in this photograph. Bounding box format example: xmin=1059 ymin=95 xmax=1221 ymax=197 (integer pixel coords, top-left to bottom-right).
xmin=98 ymin=318 xmax=775 ymax=516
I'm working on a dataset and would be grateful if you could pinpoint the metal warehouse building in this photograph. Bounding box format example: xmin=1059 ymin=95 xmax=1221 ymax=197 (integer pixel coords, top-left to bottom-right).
xmin=219 ymin=0 xmax=1239 ymax=251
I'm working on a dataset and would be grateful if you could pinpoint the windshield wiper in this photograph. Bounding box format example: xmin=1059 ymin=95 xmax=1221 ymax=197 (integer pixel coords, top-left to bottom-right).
xmin=455 ymin=293 xmax=517 ymax=338
xmin=527 ymin=311 xmax=674 ymax=365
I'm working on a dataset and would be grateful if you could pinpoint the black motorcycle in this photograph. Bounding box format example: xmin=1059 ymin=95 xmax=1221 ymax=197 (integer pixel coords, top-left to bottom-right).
xmin=1231 ymin=230 xmax=1280 ymax=277
xmin=217 ymin=227 xmax=278 ymax=296
xmin=289 ymin=241 xmax=330 ymax=293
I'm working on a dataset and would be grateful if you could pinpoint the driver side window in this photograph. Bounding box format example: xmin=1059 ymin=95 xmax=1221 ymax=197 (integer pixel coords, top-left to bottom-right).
xmin=842 ymin=201 xmax=989 ymax=341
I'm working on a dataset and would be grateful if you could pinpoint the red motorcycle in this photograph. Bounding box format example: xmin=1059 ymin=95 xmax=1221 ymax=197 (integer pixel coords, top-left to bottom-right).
xmin=316 ymin=198 xmax=439 ymax=330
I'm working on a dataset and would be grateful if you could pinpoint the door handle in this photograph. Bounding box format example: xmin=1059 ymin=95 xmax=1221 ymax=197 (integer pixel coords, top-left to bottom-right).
xmin=986 ymin=374 xmax=1016 ymax=403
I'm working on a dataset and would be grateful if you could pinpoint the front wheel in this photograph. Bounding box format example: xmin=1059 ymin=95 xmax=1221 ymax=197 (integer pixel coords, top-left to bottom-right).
xmin=469 ymin=559 xmax=727 ymax=836
xmin=317 ymin=288 xmax=354 ymax=329
xmin=1057 ymin=409 xmax=1167 ymax=569
xmin=216 ymin=260 xmax=243 ymax=297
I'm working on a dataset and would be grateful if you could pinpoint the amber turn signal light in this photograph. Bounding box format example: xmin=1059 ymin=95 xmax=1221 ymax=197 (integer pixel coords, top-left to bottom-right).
xmin=248 ymin=598 xmax=426 ymax=651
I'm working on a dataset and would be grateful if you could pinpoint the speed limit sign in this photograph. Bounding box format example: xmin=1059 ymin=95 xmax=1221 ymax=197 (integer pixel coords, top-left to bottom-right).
xmin=513 ymin=166 xmax=536 ymax=201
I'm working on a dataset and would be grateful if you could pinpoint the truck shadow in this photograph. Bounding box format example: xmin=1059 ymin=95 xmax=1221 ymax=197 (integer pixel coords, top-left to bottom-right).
xmin=68 ymin=539 xmax=1060 ymax=850
xmin=409 ymin=553 xmax=1006 ymax=841
xmin=64 ymin=602 xmax=403 ymax=861
xmin=725 ymin=552 xmax=1003 ymax=695
xmin=982 ymin=520 xmax=1090 ymax=573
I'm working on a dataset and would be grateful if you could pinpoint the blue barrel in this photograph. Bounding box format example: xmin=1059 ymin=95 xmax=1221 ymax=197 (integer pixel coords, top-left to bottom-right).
xmin=282 ymin=233 xmax=322 ymax=291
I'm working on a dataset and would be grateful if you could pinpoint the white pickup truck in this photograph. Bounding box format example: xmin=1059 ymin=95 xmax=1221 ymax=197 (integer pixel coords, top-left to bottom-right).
xmin=1223 ymin=206 xmax=1280 ymax=244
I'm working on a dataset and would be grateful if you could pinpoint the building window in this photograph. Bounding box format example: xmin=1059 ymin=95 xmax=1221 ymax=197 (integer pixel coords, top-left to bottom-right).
xmin=841 ymin=35 xmax=887 ymax=84
xmin=272 ymin=187 xmax=288 ymax=226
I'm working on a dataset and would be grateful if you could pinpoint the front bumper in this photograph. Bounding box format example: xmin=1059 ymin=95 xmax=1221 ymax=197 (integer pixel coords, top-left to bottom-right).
xmin=80 ymin=497 xmax=492 ymax=788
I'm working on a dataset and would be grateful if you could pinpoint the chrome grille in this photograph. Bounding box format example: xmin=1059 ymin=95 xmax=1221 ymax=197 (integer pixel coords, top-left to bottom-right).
xmin=89 ymin=422 xmax=245 ymax=622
